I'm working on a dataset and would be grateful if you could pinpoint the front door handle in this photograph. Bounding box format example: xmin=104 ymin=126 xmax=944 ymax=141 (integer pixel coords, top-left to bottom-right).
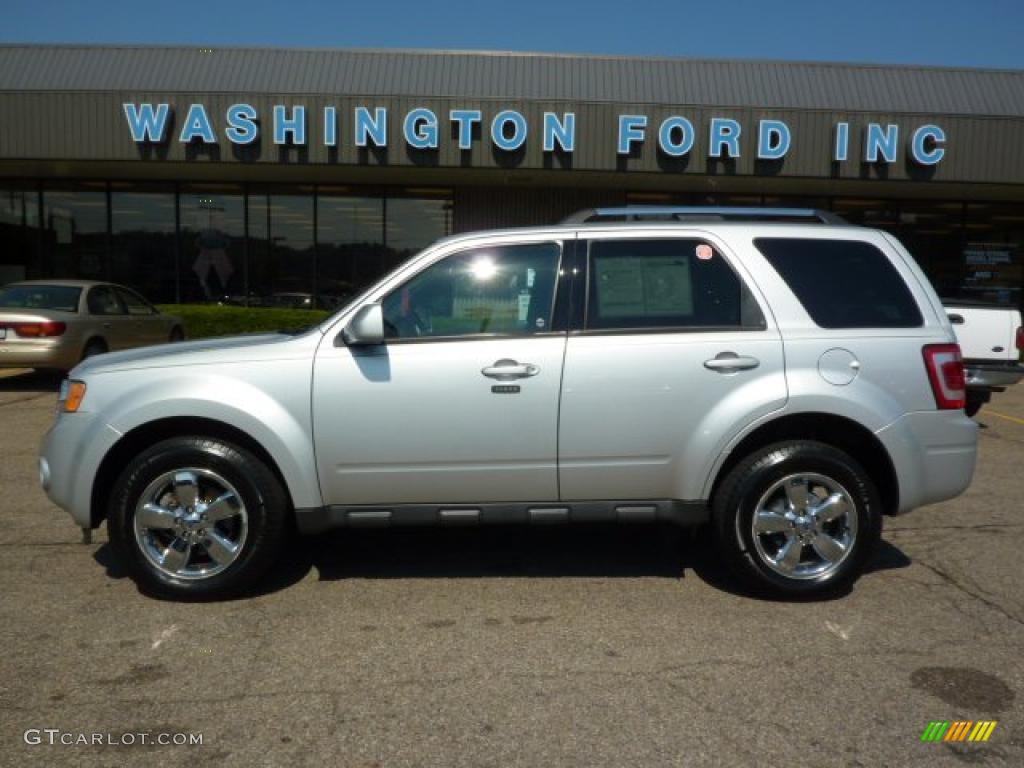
xmin=704 ymin=352 xmax=760 ymax=372
xmin=481 ymin=359 xmax=540 ymax=381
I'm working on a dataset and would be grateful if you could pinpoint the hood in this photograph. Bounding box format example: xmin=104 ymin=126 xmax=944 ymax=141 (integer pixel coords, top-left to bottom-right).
xmin=71 ymin=330 xmax=321 ymax=376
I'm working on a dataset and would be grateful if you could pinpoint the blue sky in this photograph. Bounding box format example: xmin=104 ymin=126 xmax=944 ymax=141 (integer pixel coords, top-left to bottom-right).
xmin=2 ymin=0 xmax=1021 ymax=69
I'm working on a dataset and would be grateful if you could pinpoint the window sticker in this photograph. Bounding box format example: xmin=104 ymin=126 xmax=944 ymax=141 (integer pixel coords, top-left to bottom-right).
xmin=696 ymin=244 xmax=714 ymax=261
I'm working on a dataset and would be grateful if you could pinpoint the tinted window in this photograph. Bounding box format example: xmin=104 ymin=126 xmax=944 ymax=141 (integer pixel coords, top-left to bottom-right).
xmin=586 ymin=239 xmax=762 ymax=330
xmin=382 ymin=242 xmax=561 ymax=339
xmin=0 ymin=284 xmax=80 ymax=312
xmin=755 ymin=238 xmax=923 ymax=328
xmin=87 ymin=286 xmax=124 ymax=316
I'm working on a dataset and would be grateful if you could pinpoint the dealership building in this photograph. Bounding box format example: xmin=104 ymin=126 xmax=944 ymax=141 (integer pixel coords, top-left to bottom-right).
xmin=0 ymin=45 xmax=1022 ymax=308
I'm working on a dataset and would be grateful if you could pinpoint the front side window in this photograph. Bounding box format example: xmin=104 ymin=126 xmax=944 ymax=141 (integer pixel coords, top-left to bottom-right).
xmin=586 ymin=238 xmax=763 ymax=331
xmin=382 ymin=242 xmax=561 ymax=340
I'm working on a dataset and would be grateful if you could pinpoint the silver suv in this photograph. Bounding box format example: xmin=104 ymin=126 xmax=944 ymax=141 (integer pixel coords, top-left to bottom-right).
xmin=39 ymin=208 xmax=979 ymax=599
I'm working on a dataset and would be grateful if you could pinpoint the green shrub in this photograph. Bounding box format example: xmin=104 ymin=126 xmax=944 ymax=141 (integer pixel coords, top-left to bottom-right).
xmin=157 ymin=304 xmax=332 ymax=339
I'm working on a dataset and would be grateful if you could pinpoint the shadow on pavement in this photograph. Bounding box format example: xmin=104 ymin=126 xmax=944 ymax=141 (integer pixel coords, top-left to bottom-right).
xmin=94 ymin=522 xmax=912 ymax=603
xmin=0 ymin=369 xmax=62 ymax=393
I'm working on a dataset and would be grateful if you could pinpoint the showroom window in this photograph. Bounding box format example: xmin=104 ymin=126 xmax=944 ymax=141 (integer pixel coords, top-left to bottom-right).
xmin=110 ymin=184 xmax=177 ymax=304
xmin=961 ymin=203 xmax=1022 ymax=307
xmin=41 ymin=184 xmax=109 ymax=282
xmin=385 ymin=195 xmax=453 ymax=269
xmin=0 ymin=185 xmax=40 ymax=284
xmin=179 ymin=185 xmax=247 ymax=304
xmin=248 ymin=190 xmax=316 ymax=308
xmin=317 ymin=193 xmax=385 ymax=309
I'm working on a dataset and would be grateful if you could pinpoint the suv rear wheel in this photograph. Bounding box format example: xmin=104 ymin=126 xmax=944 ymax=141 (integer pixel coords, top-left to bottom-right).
xmin=107 ymin=436 xmax=289 ymax=599
xmin=712 ymin=441 xmax=882 ymax=597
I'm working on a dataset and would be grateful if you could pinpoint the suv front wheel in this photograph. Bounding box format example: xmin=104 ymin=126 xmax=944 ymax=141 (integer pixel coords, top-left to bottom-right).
xmin=108 ymin=436 xmax=289 ymax=599
xmin=712 ymin=441 xmax=882 ymax=597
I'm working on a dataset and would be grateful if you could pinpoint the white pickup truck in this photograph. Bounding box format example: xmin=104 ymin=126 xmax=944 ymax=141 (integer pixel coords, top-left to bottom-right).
xmin=944 ymin=300 xmax=1024 ymax=417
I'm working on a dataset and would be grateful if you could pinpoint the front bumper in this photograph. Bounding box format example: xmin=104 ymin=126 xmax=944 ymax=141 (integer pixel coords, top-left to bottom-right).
xmin=39 ymin=411 xmax=123 ymax=528
xmin=875 ymin=410 xmax=978 ymax=514
xmin=964 ymin=361 xmax=1024 ymax=390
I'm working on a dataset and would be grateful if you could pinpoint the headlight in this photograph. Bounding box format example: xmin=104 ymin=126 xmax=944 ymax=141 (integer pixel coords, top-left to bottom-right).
xmin=58 ymin=380 xmax=87 ymax=413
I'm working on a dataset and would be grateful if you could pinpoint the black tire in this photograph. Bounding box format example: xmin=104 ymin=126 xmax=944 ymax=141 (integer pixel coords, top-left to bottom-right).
xmin=711 ymin=440 xmax=882 ymax=597
xmin=107 ymin=436 xmax=289 ymax=600
xmin=81 ymin=339 xmax=108 ymax=361
xmin=169 ymin=326 xmax=185 ymax=342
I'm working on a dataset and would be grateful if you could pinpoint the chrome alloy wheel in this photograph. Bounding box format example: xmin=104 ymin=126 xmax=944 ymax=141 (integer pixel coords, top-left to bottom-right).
xmin=133 ymin=468 xmax=248 ymax=580
xmin=749 ymin=473 xmax=857 ymax=580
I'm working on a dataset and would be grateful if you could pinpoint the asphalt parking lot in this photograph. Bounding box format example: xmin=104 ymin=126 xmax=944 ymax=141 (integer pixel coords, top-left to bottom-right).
xmin=1 ymin=370 xmax=1022 ymax=767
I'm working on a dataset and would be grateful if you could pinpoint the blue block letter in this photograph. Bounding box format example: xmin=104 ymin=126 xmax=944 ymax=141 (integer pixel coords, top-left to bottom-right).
xmin=355 ymin=107 xmax=388 ymax=147
xmin=491 ymin=110 xmax=528 ymax=151
xmin=757 ymin=120 xmax=790 ymax=160
xmin=123 ymin=103 xmax=170 ymax=143
xmin=450 ymin=109 xmax=482 ymax=150
xmin=273 ymin=105 xmax=306 ymax=145
xmin=179 ymin=104 xmax=217 ymax=143
xmin=543 ymin=112 xmax=576 ymax=152
xmin=404 ymin=108 xmax=439 ymax=149
xmin=709 ymin=118 xmax=741 ymax=158
xmin=225 ymin=103 xmax=258 ymax=145
xmin=658 ymin=116 xmax=695 ymax=157
xmin=910 ymin=124 xmax=945 ymax=165
xmin=865 ymin=123 xmax=899 ymax=163
xmin=618 ymin=115 xmax=647 ymax=154
xmin=834 ymin=122 xmax=849 ymax=162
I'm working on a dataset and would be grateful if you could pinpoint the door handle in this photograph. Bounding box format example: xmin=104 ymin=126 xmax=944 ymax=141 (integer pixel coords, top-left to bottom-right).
xmin=947 ymin=313 xmax=965 ymax=325
xmin=704 ymin=352 xmax=760 ymax=372
xmin=481 ymin=359 xmax=540 ymax=380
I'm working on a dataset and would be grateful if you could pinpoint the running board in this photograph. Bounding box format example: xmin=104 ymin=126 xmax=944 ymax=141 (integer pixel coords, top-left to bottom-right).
xmin=295 ymin=500 xmax=708 ymax=535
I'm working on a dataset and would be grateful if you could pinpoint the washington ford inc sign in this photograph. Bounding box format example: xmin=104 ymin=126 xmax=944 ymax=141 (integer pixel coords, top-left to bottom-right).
xmin=122 ymin=103 xmax=947 ymax=165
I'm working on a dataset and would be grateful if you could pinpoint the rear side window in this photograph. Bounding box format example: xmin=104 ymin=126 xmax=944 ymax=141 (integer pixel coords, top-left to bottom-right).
xmin=586 ymin=238 xmax=764 ymax=331
xmin=754 ymin=238 xmax=923 ymax=328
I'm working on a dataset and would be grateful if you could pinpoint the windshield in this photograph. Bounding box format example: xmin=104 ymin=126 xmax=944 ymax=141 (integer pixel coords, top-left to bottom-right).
xmin=0 ymin=285 xmax=82 ymax=312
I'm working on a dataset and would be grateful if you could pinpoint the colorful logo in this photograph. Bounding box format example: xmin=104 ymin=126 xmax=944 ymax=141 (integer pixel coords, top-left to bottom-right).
xmin=921 ymin=721 xmax=997 ymax=742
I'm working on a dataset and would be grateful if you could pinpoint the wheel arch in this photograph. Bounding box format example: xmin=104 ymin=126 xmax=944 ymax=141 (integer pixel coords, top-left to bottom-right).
xmin=90 ymin=416 xmax=293 ymax=528
xmin=708 ymin=412 xmax=900 ymax=517
xmin=82 ymin=335 xmax=108 ymax=356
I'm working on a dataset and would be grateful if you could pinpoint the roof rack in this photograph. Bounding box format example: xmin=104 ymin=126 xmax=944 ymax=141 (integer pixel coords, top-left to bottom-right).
xmin=560 ymin=206 xmax=848 ymax=225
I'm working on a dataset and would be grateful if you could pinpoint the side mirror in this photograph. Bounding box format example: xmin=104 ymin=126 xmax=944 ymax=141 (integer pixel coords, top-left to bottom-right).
xmin=340 ymin=303 xmax=385 ymax=346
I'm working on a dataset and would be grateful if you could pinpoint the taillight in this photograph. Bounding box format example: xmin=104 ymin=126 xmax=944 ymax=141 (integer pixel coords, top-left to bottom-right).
xmin=922 ymin=343 xmax=966 ymax=410
xmin=1016 ymin=326 xmax=1023 ymax=353
xmin=6 ymin=321 xmax=67 ymax=338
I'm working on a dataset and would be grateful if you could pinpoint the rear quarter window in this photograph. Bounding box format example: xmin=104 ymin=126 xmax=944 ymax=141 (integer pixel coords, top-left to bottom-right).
xmin=754 ymin=238 xmax=923 ymax=328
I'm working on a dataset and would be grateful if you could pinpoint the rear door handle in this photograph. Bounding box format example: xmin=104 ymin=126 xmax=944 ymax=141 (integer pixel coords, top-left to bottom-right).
xmin=947 ymin=313 xmax=965 ymax=325
xmin=481 ymin=359 xmax=540 ymax=380
xmin=704 ymin=352 xmax=760 ymax=372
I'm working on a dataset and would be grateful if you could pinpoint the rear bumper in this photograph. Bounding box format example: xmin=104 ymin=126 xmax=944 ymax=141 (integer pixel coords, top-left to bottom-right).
xmin=875 ymin=410 xmax=978 ymax=514
xmin=0 ymin=339 xmax=79 ymax=370
xmin=964 ymin=361 xmax=1024 ymax=390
